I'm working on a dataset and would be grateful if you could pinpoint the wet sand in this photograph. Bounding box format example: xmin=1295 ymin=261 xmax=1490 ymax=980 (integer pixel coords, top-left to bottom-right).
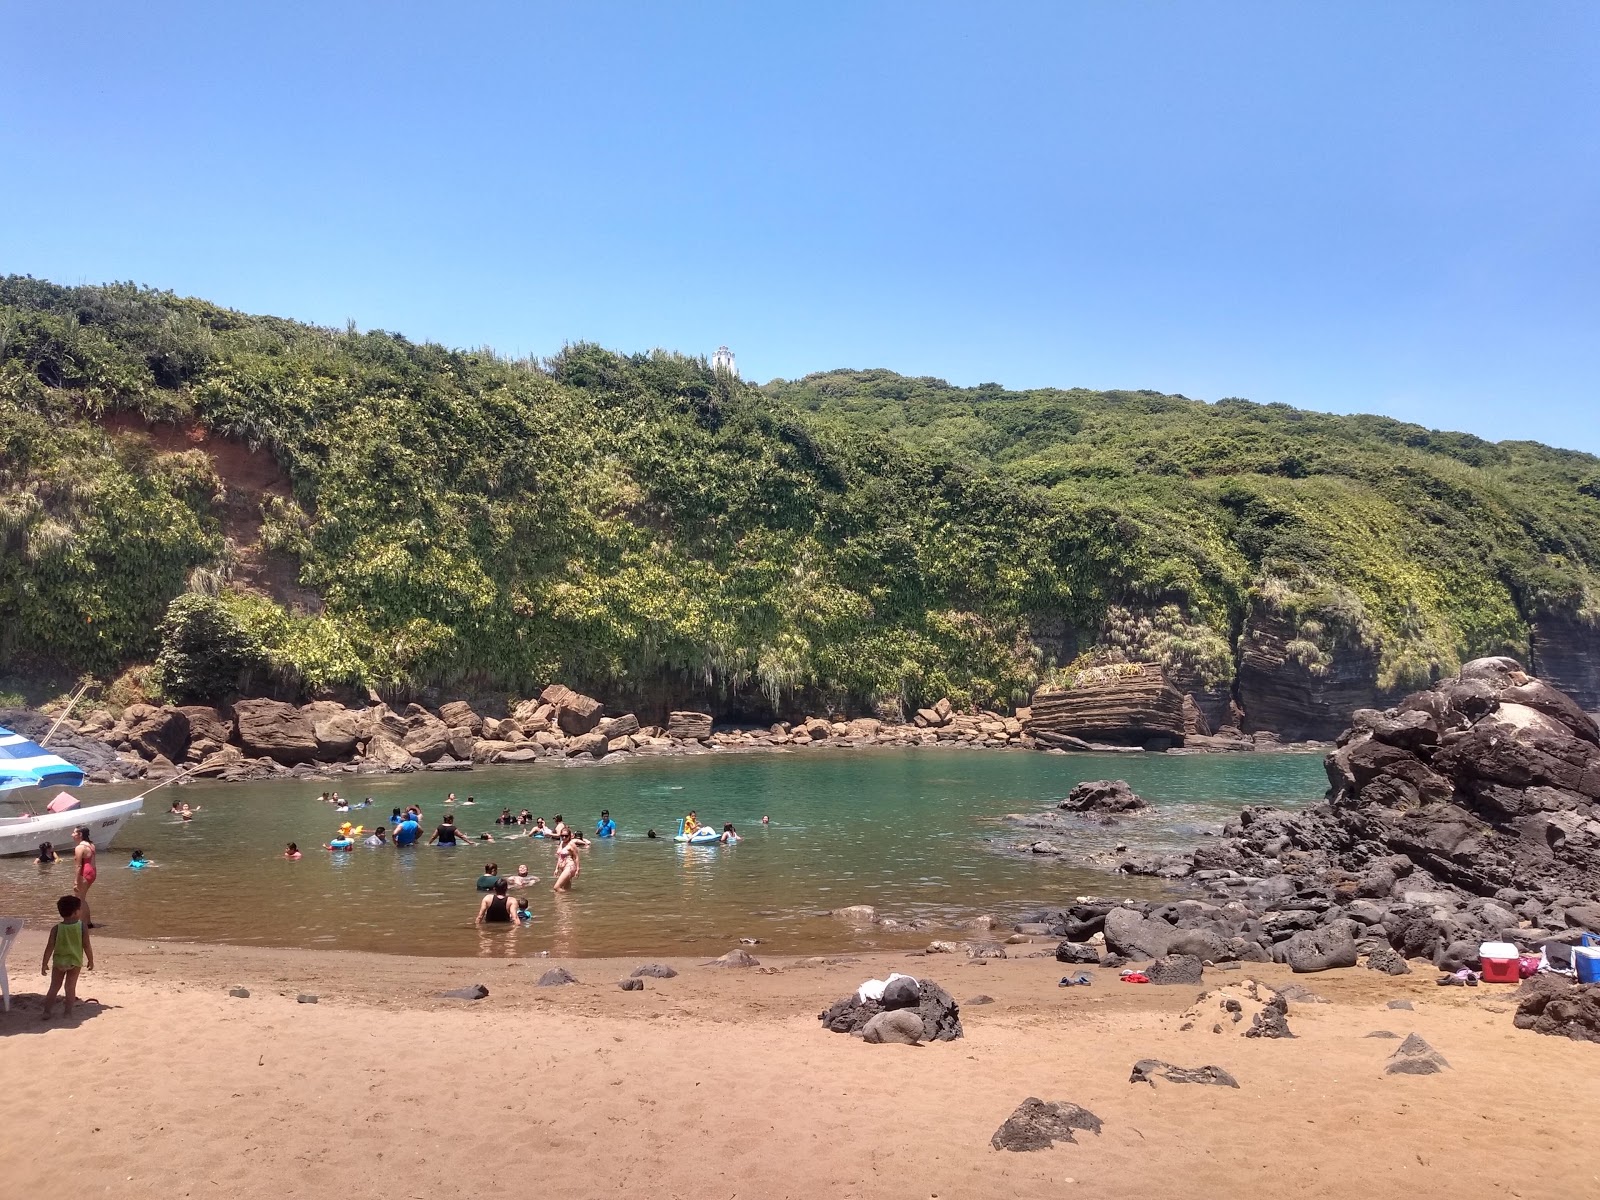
xmin=1 ymin=931 xmax=1596 ymax=1199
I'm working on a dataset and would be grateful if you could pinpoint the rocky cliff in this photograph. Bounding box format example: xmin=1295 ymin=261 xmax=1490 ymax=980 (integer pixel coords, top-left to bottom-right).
xmin=1530 ymin=607 xmax=1600 ymax=712
xmin=1235 ymin=602 xmax=1391 ymax=741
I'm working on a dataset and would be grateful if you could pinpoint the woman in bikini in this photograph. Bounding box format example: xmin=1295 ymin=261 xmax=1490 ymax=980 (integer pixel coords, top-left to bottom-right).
xmin=72 ymin=826 xmax=97 ymax=927
xmin=552 ymin=830 xmax=590 ymax=892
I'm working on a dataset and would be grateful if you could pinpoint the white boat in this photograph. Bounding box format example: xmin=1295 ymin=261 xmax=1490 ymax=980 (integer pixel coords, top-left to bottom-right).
xmin=0 ymin=797 xmax=144 ymax=858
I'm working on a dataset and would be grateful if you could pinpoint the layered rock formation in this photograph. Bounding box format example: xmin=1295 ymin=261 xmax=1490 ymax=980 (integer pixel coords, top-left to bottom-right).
xmin=1530 ymin=606 xmax=1600 ymax=712
xmin=1235 ymin=600 xmax=1390 ymax=741
xmin=1026 ymin=664 xmax=1185 ymax=749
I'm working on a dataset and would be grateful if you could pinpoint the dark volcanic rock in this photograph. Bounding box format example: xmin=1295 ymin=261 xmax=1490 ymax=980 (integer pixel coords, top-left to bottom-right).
xmin=1146 ymin=955 xmax=1204 ymax=985
xmin=536 ymin=968 xmax=577 ymax=987
xmin=991 ymin=1098 xmax=1104 ymax=1151
xmin=617 ymin=978 xmax=644 ymax=991
xmin=630 ymin=963 xmax=678 ymax=979
xmin=1059 ymin=779 xmax=1148 ymax=814
xmin=1385 ymin=1033 xmax=1450 ymax=1075
xmin=1129 ymin=1059 xmax=1239 ymax=1088
xmin=1529 ymin=607 xmax=1600 ymax=712
xmin=1055 ymin=940 xmax=1101 ymax=965
xmin=437 ymin=984 xmax=488 ymax=1000
xmin=1278 ymin=926 xmax=1360 ymax=973
xmin=1244 ymin=994 xmax=1294 ymax=1039
xmin=880 ymin=976 xmax=921 ymax=1010
xmin=1364 ymin=947 xmax=1413 ymax=975
xmin=918 ymin=981 xmax=963 ymax=1042
xmin=819 ymin=995 xmax=881 ymax=1034
xmin=1513 ymin=981 xmax=1600 ymax=1043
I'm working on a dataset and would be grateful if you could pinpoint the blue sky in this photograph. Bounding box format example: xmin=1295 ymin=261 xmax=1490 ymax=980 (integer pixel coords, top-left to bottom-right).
xmin=3 ymin=3 xmax=1596 ymax=452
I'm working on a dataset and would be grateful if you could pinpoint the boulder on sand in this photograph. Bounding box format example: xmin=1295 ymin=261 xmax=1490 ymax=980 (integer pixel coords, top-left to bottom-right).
xmin=1385 ymin=1033 xmax=1450 ymax=1075
xmin=990 ymin=1098 xmax=1104 ymax=1151
xmin=861 ymin=1009 xmax=924 ymax=1045
xmin=233 ymin=698 xmax=319 ymax=764
xmin=1277 ymin=926 xmax=1360 ymax=973
xmin=1129 ymin=1060 xmax=1239 ymax=1088
xmin=1513 ymin=981 xmax=1600 ymax=1044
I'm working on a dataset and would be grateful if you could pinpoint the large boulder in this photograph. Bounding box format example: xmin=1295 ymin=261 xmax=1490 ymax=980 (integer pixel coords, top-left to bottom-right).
xmin=313 ymin=709 xmax=369 ymax=759
xmin=666 ymin=711 xmax=713 ymax=741
xmin=363 ymin=733 xmax=421 ymax=772
xmin=175 ymin=705 xmax=230 ymax=760
xmin=1103 ymin=906 xmax=1174 ymax=958
xmin=0 ymin=708 xmax=128 ymax=779
xmin=233 ymin=699 xmax=319 ymax=764
xmin=1026 ymin=664 xmax=1185 ymax=749
xmin=860 ymin=1009 xmax=924 ymax=1045
xmin=437 ymin=700 xmax=482 ymax=734
xmin=117 ymin=703 xmax=191 ymax=762
xmin=1277 ymin=926 xmax=1360 ymax=973
xmin=540 ymin=684 xmax=605 ymax=736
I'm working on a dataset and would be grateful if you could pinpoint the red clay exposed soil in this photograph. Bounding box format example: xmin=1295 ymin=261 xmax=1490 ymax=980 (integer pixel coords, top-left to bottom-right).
xmin=104 ymin=414 xmax=323 ymax=614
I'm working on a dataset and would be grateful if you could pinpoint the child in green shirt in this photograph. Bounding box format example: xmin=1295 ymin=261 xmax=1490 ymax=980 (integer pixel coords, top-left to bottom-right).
xmin=40 ymin=894 xmax=93 ymax=1020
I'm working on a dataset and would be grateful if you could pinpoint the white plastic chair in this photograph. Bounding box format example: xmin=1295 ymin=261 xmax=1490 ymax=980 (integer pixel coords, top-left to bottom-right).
xmin=0 ymin=917 xmax=23 ymax=1012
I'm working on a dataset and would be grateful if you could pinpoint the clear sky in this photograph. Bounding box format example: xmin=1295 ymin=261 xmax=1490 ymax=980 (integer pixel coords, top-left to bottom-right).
xmin=3 ymin=3 xmax=1596 ymax=452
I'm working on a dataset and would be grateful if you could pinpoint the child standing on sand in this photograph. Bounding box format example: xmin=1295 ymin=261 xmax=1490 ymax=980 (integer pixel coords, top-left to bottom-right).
xmin=40 ymin=895 xmax=93 ymax=1020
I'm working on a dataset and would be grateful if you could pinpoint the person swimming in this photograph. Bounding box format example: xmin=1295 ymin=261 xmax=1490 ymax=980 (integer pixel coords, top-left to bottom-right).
xmin=596 ymin=810 xmax=616 ymax=838
xmin=128 ymin=849 xmax=151 ymax=869
xmin=476 ymin=879 xmax=513 ymax=925
xmin=719 ymin=823 xmax=740 ymax=845
xmin=36 ymin=841 xmax=56 ymax=863
xmin=284 ymin=842 xmax=302 ymax=860
xmin=515 ymin=897 xmax=533 ymax=924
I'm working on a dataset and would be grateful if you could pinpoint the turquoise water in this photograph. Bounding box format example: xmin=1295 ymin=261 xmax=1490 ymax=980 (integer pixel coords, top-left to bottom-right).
xmin=0 ymin=747 xmax=1325 ymax=957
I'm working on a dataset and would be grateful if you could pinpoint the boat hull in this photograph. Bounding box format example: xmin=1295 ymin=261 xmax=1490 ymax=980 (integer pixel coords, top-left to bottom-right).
xmin=0 ymin=798 xmax=144 ymax=858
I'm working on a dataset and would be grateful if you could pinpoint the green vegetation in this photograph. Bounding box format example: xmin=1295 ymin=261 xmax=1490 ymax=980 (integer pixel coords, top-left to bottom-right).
xmin=2 ymin=279 xmax=1597 ymax=713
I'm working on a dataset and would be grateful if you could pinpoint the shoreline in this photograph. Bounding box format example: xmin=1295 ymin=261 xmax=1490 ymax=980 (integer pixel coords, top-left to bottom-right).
xmin=1 ymin=931 xmax=1595 ymax=1200
xmin=80 ymin=730 xmax=1335 ymax=791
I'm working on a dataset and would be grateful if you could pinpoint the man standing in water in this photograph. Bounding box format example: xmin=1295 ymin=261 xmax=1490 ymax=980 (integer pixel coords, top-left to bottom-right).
xmin=596 ymin=810 xmax=616 ymax=838
xmin=393 ymin=811 xmax=423 ymax=847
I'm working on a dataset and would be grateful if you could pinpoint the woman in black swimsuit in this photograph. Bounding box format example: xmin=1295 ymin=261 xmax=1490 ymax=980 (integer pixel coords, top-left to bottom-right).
xmin=476 ymin=879 xmax=514 ymax=925
xmin=429 ymin=814 xmax=469 ymax=846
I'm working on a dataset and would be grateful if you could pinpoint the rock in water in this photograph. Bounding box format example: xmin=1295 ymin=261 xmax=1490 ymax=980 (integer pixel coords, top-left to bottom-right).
xmin=1513 ymin=981 xmax=1600 ymax=1043
xmin=436 ymin=984 xmax=489 ymax=1000
xmin=1128 ymin=1059 xmax=1239 ymax=1088
xmin=631 ymin=963 xmax=678 ymax=979
xmin=1244 ymin=994 xmax=1294 ymax=1039
xmin=1146 ymin=955 xmax=1204 ymax=985
xmin=1385 ymin=1033 xmax=1450 ymax=1075
xmin=991 ymin=1098 xmax=1104 ymax=1151
xmin=1059 ymin=779 xmax=1149 ymax=814
xmin=1026 ymin=664 xmax=1187 ymax=750
xmin=861 ymin=1009 xmax=925 ymax=1045
xmin=707 ymin=948 xmax=760 ymax=968
xmin=536 ymin=968 xmax=577 ymax=987
xmin=918 ymin=980 xmax=963 ymax=1041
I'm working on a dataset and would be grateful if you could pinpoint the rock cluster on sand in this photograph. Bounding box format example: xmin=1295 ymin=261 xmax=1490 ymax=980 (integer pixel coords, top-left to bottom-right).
xmin=1384 ymin=1033 xmax=1449 ymax=1075
xmin=819 ymin=980 xmax=962 ymax=1043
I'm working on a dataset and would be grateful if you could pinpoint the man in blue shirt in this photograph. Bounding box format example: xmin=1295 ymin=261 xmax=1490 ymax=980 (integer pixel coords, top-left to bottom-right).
xmin=596 ymin=810 xmax=616 ymax=838
xmin=394 ymin=815 xmax=422 ymax=846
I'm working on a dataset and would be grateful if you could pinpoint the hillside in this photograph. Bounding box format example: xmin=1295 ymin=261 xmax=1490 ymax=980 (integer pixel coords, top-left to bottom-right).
xmin=2 ymin=278 xmax=1598 ymax=732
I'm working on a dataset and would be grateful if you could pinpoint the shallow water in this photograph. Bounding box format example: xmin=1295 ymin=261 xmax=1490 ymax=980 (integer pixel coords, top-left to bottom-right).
xmin=0 ymin=747 xmax=1325 ymax=957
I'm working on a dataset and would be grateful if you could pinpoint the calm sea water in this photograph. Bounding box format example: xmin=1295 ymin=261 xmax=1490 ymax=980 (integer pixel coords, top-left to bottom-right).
xmin=0 ymin=748 xmax=1325 ymax=958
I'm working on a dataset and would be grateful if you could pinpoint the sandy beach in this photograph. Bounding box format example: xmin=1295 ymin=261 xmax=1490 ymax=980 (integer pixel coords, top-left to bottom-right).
xmin=2 ymin=931 xmax=1596 ymax=1200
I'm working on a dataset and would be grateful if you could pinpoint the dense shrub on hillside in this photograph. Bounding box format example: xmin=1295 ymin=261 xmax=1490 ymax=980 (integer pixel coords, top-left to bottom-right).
xmin=2 ymin=278 xmax=1597 ymax=713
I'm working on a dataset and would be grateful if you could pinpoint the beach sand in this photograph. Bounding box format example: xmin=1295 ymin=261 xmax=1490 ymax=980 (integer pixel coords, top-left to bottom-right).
xmin=1 ymin=932 xmax=1596 ymax=1199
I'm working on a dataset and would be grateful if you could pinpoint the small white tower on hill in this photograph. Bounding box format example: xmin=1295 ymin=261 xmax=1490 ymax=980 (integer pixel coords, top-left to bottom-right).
xmin=712 ymin=345 xmax=738 ymax=377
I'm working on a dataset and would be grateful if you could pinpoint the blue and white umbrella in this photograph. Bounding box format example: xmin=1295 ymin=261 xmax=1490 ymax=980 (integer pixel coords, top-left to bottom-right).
xmin=0 ymin=725 xmax=86 ymax=792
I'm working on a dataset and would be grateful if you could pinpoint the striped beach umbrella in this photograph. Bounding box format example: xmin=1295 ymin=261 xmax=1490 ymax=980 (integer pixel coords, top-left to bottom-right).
xmin=0 ymin=725 xmax=86 ymax=792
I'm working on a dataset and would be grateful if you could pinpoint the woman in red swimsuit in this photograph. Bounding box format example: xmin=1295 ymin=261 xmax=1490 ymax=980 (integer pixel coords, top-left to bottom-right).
xmin=72 ymin=826 xmax=97 ymax=927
